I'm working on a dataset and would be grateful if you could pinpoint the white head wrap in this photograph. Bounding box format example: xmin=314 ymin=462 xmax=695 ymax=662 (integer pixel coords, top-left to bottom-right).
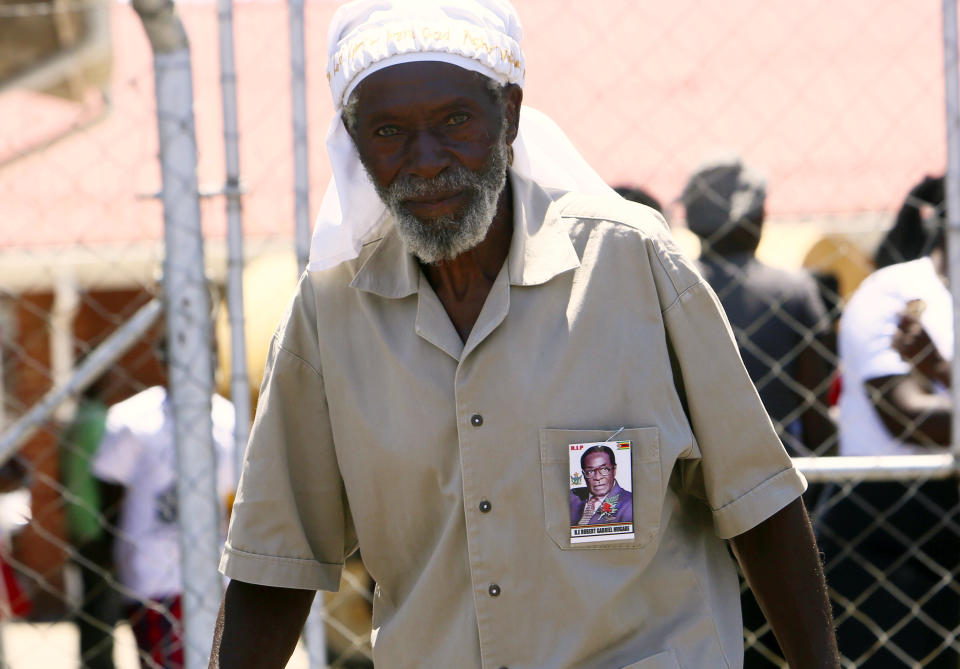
xmin=309 ymin=0 xmax=614 ymax=271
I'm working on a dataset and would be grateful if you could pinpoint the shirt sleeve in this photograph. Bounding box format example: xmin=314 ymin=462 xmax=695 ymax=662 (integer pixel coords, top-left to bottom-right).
xmin=91 ymin=424 xmax=140 ymax=487
xmin=649 ymin=237 xmax=807 ymax=539
xmin=220 ymin=275 xmax=357 ymax=591
xmin=841 ymin=279 xmax=911 ymax=384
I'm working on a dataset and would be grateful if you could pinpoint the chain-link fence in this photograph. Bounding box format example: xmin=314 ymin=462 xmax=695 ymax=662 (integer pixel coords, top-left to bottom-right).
xmin=0 ymin=0 xmax=957 ymax=667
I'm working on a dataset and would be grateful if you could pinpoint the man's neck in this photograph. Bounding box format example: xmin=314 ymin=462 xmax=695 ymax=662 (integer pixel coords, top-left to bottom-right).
xmin=422 ymin=180 xmax=514 ymax=342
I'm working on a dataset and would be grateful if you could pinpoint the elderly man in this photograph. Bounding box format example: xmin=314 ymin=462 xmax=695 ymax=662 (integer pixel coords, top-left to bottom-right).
xmin=211 ymin=2 xmax=839 ymax=668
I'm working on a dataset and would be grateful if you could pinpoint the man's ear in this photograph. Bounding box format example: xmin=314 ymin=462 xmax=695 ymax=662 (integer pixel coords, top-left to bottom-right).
xmin=503 ymin=84 xmax=523 ymax=145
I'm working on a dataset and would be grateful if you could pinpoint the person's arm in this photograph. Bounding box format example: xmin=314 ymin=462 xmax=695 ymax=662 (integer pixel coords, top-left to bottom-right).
xmin=892 ymin=311 xmax=951 ymax=388
xmin=209 ymin=580 xmax=315 ymax=669
xmin=792 ymin=273 xmax=839 ymax=456
xmin=730 ymin=498 xmax=839 ymax=668
xmin=865 ymin=374 xmax=951 ymax=447
xmin=795 ymin=342 xmax=838 ymax=456
xmin=95 ymin=479 xmax=125 ymax=569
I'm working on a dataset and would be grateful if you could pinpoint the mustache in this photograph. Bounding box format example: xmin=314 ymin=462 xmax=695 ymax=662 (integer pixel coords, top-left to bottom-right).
xmin=384 ymin=166 xmax=482 ymax=202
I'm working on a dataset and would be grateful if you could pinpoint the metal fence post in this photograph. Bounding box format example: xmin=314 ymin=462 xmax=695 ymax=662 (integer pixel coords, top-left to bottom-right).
xmin=944 ymin=0 xmax=960 ymax=464
xmin=290 ymin=0 xmax=311 ymax=273
xmin=216 ymin=0 xmax=251 ymax=485
xmin=132 ymin=0 xmax=224 ymax=666
xmin=288 ymin=0 xmax=326 ymax=664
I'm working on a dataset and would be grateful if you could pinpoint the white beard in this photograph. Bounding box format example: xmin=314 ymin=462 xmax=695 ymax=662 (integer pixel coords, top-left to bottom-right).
xmin=369 ymin=127 xmax=509 ymax=264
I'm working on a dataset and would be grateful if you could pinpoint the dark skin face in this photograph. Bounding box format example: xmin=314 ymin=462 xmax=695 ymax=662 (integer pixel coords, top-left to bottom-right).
xmin=347 ymin=62 xmax=523 ymax=341
xmin=698 ymin=211 xmax=764 ymax=258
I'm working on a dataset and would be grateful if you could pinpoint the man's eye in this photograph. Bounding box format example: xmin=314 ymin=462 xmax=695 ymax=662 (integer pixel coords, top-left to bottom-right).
xmin=446 ymin=113 xmax=470 ymax=126
xmin=375 ymin=126 xmax=400 ymax=137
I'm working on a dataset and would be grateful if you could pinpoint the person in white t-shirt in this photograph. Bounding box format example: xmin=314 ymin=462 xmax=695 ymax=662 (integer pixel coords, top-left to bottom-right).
xmin=821 ymin=175 xmax=956 ymax=668
xmin=93 ymin=385 xmax=235 ymax=669
xmin=838 ymin=255 xmax=951 ymax=456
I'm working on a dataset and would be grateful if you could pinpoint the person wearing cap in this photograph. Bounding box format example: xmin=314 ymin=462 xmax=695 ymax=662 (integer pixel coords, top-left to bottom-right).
xmin=818 ymin=175 xmax=956 ymax=667
xmin=211 ymin=2 xmax=839 ymax=668
xmin=680 ymin=155 xmax=836 ymax=460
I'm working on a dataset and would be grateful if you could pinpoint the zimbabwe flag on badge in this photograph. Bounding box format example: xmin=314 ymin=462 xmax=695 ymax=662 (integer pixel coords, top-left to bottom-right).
xmin=616 ymin=441 xmax=630 ymax=450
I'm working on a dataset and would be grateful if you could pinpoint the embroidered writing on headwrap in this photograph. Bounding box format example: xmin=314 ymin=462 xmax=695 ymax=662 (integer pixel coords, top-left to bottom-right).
xmin=326 ymin=0 xmax=525 ymax=111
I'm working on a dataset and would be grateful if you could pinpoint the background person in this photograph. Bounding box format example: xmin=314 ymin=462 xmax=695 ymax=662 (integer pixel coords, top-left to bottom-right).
xmin=818 ymin=174 xmax=955 ymax=668
xmin=60 ymin=372 xmax=123 ymax=669
xmin=93 ymin=341 xmax=235 ymax=669
xmin=0 ymin=453 xmax=32 ymax=626
xmin=680 ymin=154 xmax=837 ymax=459
xmin=874 ymin=175 xmax=945 ymax=270
xmin=613 ymin=185 xmax=663 ymax=214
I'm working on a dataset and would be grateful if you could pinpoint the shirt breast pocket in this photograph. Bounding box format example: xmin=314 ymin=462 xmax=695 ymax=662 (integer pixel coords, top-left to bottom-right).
xmin=539 ymin=427 xmax=662 ymax=551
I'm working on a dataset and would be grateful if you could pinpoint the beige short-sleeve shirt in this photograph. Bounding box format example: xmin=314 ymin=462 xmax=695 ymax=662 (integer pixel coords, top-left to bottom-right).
xmin=221 ymin=172 xmax=806 ymax=669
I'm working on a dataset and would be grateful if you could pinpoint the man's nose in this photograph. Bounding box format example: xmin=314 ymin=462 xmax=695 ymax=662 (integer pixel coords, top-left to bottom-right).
xmin=407 ymin=130 xmax=451 ymax=180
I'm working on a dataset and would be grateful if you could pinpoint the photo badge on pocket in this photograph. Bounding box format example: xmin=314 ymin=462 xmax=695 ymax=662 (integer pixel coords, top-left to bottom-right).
xmin=569 ymin=440 xmax=635 ymax=544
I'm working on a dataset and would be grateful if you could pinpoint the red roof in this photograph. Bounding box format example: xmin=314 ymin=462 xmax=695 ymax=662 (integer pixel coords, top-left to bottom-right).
xmin=0 ymin=0 xmax=946 ymax=250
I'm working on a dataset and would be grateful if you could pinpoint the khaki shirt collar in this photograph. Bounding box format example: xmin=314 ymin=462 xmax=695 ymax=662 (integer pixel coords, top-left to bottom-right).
xmin=349 ymin=170 xmax=581 ymax=298
xmin=348 ymin=214 xmax=420 ymax=299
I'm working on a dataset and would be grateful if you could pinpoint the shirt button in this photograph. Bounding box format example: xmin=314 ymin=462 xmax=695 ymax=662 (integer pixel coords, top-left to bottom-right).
xmin=470 ymin=414 xmax=483 ymax=427
xmin=479 ymin=500 xmax=492 ymax=513
xmin=488 ymin=583 xmax=501 ymax=597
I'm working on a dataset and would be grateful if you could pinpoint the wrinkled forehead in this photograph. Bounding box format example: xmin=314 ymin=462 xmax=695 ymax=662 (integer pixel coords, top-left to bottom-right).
xmin=349 ymin=61 xmax=499 ymax=113
xmin=345 ymin=55 xmax=505 ymax=110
